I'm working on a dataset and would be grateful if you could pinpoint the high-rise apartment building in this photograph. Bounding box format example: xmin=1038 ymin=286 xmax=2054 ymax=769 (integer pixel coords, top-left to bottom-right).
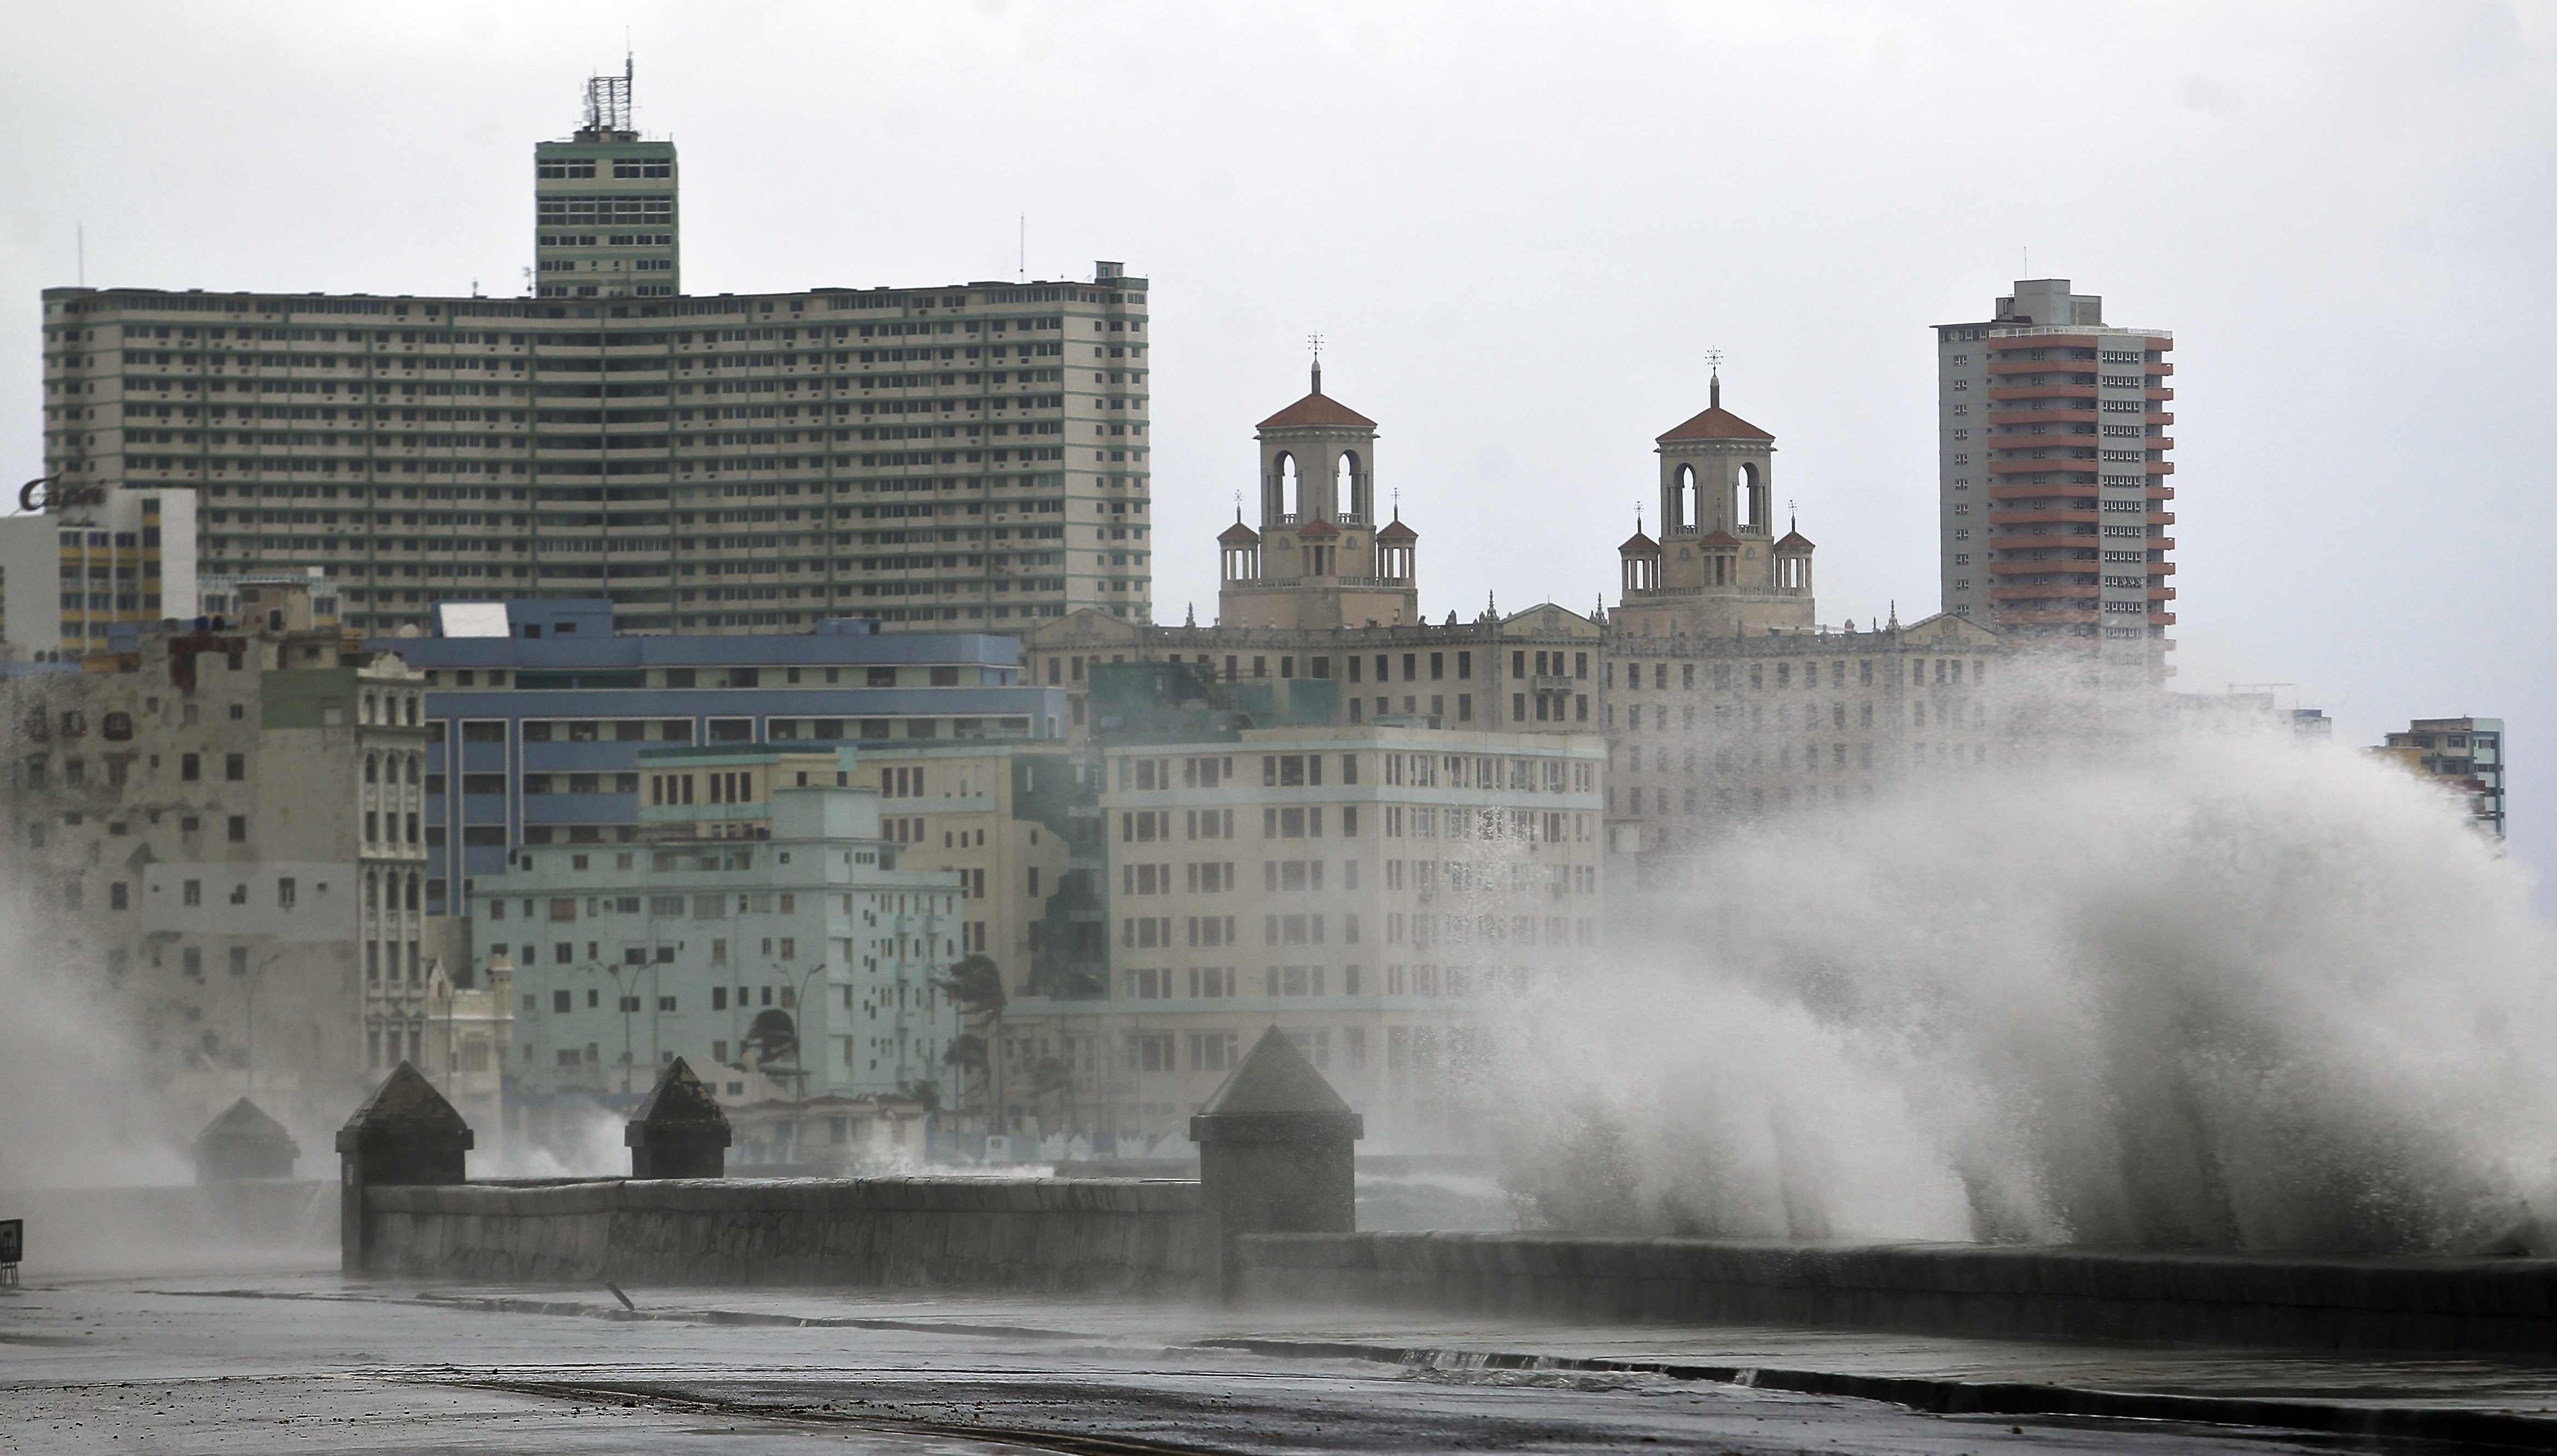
xmin=1934 ymin=280 xmax=2176 ymax=675
xmin=33 ymin=66 xmax=1151 ymax=639
xmin=2375 ymin=716 xmax=2507 ymax=839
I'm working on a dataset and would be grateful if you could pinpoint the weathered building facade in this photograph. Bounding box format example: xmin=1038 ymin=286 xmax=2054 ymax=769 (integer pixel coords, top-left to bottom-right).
xmin=0 ymin=610 xmax=505 ymax=1139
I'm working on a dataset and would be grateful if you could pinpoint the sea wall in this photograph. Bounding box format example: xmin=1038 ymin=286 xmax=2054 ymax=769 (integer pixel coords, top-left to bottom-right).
xmin=362 ymin=1176 xmax=1203 ymax=1292
xmin=2 ymin=1180 xmax=332 ymax=1277
xmin=1232 ymin=1233 xmax=2557 ymax=1358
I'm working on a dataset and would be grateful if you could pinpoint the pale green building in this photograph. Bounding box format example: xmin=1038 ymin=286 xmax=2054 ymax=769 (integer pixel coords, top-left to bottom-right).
xmin=478 ymin=746 xmax=966 ymax=1131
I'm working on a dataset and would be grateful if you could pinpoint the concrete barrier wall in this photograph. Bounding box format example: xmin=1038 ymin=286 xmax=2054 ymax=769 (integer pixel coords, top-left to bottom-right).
xmin=1234 ymin=1233 xmax=2557 ymax=1358
xmin=3 ymin=1181 xmax=334 ymax=1277
xmin=364 ymin=1176 xmax=1203 ymax=1293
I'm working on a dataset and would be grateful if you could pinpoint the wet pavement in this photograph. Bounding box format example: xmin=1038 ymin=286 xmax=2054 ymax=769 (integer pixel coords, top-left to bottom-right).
xmin=5 ymin=1268 xmax=2555 ymax=1452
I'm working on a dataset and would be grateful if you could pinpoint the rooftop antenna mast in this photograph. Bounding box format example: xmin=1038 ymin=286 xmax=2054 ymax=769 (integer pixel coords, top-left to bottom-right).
xmin=583 ymin=53 xmax=634 ymax=136
xmin=1308 ymin=332 xmax=1324 ymax=394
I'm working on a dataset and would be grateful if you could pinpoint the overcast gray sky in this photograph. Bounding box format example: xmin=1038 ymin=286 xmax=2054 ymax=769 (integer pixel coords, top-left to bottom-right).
xmin=5 ymin=1 xmax=2554 ymax=873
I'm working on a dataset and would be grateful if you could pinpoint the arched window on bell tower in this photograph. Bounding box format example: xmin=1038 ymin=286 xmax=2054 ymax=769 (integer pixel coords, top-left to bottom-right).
xmin=1654 ymin=368 xmax=1776 ymax=539
xmin=1257 ymin=361 xmax=1381 ymax=529
xmin=1334 ymin=450 xmax=1368 ymax=524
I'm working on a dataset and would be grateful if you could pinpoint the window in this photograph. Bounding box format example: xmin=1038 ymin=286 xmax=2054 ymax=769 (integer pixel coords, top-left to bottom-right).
xmin=227 ymin=815 xmax=247 ymax=844
xmin=224 ymin=753 xmax=245 ymax=782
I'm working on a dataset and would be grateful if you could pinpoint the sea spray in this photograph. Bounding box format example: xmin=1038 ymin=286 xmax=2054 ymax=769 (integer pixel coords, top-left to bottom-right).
xmin=1478 ymin=727 xmax=2557 ymax=1252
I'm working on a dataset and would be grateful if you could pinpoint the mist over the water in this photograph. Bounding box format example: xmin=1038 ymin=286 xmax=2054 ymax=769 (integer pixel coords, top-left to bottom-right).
xmin=0 ymin=882 xmax=190 ymax=1191
xmin=1484 ymin=728 xmax=2557 ymax=1254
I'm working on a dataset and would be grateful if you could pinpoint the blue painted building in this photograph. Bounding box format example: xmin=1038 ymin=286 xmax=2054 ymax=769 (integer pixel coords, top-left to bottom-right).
xmin=372 ymin=600 xmax=1068 ymax=919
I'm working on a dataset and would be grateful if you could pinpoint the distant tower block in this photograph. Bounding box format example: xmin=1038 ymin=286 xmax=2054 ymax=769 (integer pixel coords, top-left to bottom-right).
xmin=1934 ymin=279 xmax=2177 ymax=680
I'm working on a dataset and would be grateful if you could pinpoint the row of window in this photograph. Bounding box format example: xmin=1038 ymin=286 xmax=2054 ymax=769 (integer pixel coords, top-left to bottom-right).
xmin=69 ymin=314 xmax=1122 ymax=350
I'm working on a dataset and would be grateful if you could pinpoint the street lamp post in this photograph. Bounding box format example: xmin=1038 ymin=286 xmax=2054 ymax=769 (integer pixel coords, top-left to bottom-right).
xmin=786 ymin=961 xmax=828 ymax=1168
xmin=428 ymin=959 xmax=455 ymax=1097
xmin=483 ymin=950 xmax=513 ymax=1138
xmin=231 ymin=952 xmax=283 ymax=1096
xmin=604 ymin=962 xmax=637 ymax=1097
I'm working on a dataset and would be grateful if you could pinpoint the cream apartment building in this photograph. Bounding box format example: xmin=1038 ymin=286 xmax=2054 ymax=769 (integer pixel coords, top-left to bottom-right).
xmin=1004 ymin=724 xmax=1606 ymax=1144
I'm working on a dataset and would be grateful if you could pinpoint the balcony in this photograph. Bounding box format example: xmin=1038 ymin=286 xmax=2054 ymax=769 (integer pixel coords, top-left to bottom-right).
xmin=1985 ymin=360 xmax=2097 ymax=378
xmin=1985 ymin=409 xmax=2099 ymax=426
xmin=1987 ymin=508 xmax=2101 ymax=526
xmin=1988 ymin=482 xmax=2099 ymax=502
xmin=1988 ymin=560 xmax=2097 ymax=575
xmin=1987 ymin=383 xmax=2096 ymax=402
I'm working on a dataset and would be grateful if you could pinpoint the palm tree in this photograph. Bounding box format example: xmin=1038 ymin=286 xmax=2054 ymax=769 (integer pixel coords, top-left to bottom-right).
xmin=902 ymin=1077 xmax=944 ymax=1156
xmin=1028 ymin=1054 xmax=1072 ymax=1143
xmin=938 ymin=954 xmax=1007 ymax=1137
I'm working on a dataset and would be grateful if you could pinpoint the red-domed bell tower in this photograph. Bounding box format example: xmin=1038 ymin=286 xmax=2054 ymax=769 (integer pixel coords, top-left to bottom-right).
xmin=1613 ymin=369 xmax=1816 ymax=638
xmin=1218 ymin=362 xmax=1423 ymax=629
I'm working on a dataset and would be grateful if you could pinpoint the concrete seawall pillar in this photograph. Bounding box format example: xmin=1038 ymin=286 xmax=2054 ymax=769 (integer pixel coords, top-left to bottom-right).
xmin=1190 ymin=1025 xmax=1364 ymax=1301
xmin=335 ymin=1062 xmax=474 ymax=1275
xmin=194 ymin=1097 xmax=300 ymax=1183
xmin=625 ymin=1056 xmax=731 ymax=1179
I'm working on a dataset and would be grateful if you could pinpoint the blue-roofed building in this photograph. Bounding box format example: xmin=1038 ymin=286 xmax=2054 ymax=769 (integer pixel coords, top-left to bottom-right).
xmin=376 ymin=600 xmax=1069 ymax=921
